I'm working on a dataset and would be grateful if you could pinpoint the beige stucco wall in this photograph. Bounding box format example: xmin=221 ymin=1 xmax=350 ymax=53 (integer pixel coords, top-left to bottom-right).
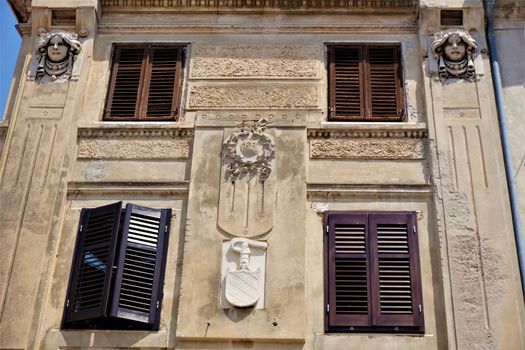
xmin=494 ymin=17 xmax=525 ymax=241
xmin=0 ymin=1 xmax=524 ymax=349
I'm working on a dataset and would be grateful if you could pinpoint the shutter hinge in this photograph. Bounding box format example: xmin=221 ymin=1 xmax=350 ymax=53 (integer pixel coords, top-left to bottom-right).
xmin=326 ymin=304 xmax=330 ymax=313
xmin=156 ymin=300 xmax=160 ymax=309
xmin=328 ymin=106 xmax=335 ymax=112
xmin=326 ymin=225 xmax=329 ymax=234
xmin=418 ymin=304 xmax=422 ymax=313
xmin=79 ymin=224 xmax=83 ymax=232
xmin=165 ymin=225 xmax=168 ymax=233
xmin=413 ymin=225 xmax=417 ymax=235
xmin=66 ymin=299 xmax=69 ymax=308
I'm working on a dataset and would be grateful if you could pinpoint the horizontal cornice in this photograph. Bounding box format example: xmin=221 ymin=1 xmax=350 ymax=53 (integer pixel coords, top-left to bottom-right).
xmin=98 ymin=23 xmax=417 ymax=34
xmin=101 ymin=0 xmax=416 ymax=10
xmin=308 ymin=123 xmax=428 ymax=139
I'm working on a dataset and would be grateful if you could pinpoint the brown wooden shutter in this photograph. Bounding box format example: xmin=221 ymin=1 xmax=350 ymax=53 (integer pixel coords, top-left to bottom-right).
xmin=326 ymin=213 xmax=371 ymax=329
xmin=365 ymin=46 xmax=403 ymax=121
xmin=63 ymin=202 xmax=122 ymax=324
xmin=110 ymin=204 xmax=171 ymax=329
xmin=369 ymin=212 xmax=424 ymax=331
xmin=104 ymin=47 xmax=146 ymax=120
xmin=329 ymin=46 xmax=364 ymax=120
xmin=144 ymin=46 xmax=183 ymax=120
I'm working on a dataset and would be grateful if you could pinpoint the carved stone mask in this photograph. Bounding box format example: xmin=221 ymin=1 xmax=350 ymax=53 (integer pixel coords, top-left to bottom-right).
xmin=431 ymin=30 xmax=477 ymax=81
xmin=46 ymin=35 xmax=69 ymax=63
xmin=443 ymin=34 xmax=466 ymax=62
xmin=33 ymin=31 xmax=81 ymax=81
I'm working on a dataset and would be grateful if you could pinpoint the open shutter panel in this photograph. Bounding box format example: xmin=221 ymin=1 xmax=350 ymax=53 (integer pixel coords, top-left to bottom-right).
xmin=331 ymin=46 xmax=364 ymax=120
xmin=144 ymin=46 xmax=181 ymax=119
xmin=369 ymin=212 xmax=424 ymax=331
xmin=63 ymin=202 xmax=122 ymax=324
xmin=366 ymin=46 xmax=403 ymax=121
xmin=111 ymin=204 xmax=171 ymax=328
xmin=327 ymin=213 xmax=371 ymax=328
xmin=104 ymin=47 xmax=146 ymax=119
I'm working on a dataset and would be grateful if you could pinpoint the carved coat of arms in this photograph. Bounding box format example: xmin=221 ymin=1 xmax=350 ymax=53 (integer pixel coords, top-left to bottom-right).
xmin=224 ymin=238 xmax=268 ymax=308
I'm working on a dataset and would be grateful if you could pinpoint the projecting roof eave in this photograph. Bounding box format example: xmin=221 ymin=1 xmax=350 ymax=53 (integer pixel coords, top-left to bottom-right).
xmin=7 ymin=0 xmax=30 ymax=23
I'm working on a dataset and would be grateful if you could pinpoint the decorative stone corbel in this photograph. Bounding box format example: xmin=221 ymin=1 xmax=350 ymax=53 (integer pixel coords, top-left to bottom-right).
xmin=222 ymin=238 xmax=268 ymax=308
xmin=28 ymin=30 xmax=81 ymax=82
xmin=428 ymin=30 xmax=480 ymax=81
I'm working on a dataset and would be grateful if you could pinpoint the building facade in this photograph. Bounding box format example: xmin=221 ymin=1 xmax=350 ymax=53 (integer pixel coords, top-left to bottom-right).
xmin=0 ymin=0 xmax=524 ymax=349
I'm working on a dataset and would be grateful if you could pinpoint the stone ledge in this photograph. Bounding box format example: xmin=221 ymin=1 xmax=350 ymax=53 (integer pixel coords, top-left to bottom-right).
xmin=307 ymin=183 xmax=433 ymax=198
xmin=308 ymin=123 xmax=428 ymax=139
xmin=97 ymin=23 xmax=417 ymax=35
xmin=100 ymin=0 xmax=416 ymax=9
xmin=78 ymin=125 xmax=194 ymax=138
xmin=0 ymin=125 xmax=8 ymax=138
xmin=66 ymin=181 xmax=189 ymax=198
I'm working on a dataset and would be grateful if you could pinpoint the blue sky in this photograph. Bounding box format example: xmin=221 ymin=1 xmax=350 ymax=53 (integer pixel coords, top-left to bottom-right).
xmin=0 ymin=2 xmax=22 ymax=120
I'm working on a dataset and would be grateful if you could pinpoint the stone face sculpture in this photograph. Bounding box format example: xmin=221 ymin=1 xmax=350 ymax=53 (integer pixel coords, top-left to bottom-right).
xmin=33 ymin=31 xmax=81 ymax=81
xmin=224 ymin=238 xmax=268 ymax=308
xmin=431 ymin=30 xmax=477 ymax=81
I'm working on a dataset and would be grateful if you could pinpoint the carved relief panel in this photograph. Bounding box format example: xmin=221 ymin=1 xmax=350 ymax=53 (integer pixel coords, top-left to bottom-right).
xmin=218 ymin=119 xmax=275 ymax=238
xmin=218 ymin=119 xmax=275 ymax=309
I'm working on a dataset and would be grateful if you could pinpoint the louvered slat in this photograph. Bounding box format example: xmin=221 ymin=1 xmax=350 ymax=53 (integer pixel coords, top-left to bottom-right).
xmin=105 ymin=47 xmax=145 ymax=119
xmin=379 ymin=258 xmax=412 ymax=314
xmin=111 ymin=204 xmax=170 ymax=327
xmin=331 ymin=47 xmax=363 ymax=120
xmin=145 ymin=47 xmax=180 ymax=118
xmin=367 ymin=46 xmax=402 ymax=120
xmin=64 ymin=202 xmax=122 ymax=324
xmin=335 ymin=258 xmax=368 ymax=314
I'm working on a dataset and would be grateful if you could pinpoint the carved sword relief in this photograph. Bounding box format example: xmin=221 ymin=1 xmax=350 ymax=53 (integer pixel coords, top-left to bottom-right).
xmin=218 ymin=119 xmax=275 ymax=238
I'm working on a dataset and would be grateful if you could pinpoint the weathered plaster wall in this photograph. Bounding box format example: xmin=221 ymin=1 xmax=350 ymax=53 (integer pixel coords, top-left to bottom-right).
xmin=420 ymin=3 xmax=525 ymax=349
xmin=0 ymin=0 xmax=524 ymax=349
xmin=494 ymin=17 xmax=525 ymax=249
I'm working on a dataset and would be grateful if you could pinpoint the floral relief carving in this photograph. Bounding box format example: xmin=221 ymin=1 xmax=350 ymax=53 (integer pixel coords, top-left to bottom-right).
xmin=222 ymin=119 xmax=275 ymax=182
xmin=310 ymin=139 xmax=425 ymax=159
xmin=32 ymin=31 xmax=82 ymax=82
xmin=431 ymin=30 xmax=478 ymax=81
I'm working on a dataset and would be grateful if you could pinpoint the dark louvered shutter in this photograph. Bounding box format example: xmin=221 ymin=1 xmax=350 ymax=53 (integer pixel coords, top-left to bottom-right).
xmin=365 ymin=46 xmax=403 ymax=121
xmin=326 ymin=213 xmax=371 ymax=328
xmin=63 ymin=202 xmax=122 ymax=324
xmin=326 ymin=212 xmax=424 ymax=333
xmin=110 ymin=204 xmax=171 ymax=328
xmin=144 ymin=46 xmax=183 ymax=119
xmin=369 ymin=212 xmax=424 ymax=331
xmin=329 ymin=46 xmax=364 ymax=120
xmin=104 ymin=47 xmax=146 ymax=119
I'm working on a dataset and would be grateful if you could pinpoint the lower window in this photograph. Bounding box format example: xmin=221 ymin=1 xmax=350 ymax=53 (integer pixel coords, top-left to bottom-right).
xmin=62 ymin=202 xmax=171 ymax=330
xmin=324 ymin=211 xmax=424 ymax=333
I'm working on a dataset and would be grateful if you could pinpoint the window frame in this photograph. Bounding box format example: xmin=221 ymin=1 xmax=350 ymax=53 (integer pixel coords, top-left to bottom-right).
xmin=327 ymin=43 xmax=405 ymax=122
xmin=103 ymin=43 xmax=186 ymax=122
xmin=324 ymin=211 xmax=424 ymax=333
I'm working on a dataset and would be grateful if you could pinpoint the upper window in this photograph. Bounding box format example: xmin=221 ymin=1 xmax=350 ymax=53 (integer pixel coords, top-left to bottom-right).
xmin=104 ymin=44 xmax=185 ymax=121
xmin=328 ymin=44 xmax=404 ymax=122
xmin=62 ymin=202 xmax=171 ymax=330
xmin=325 ymin=211 xmax=424 ymax=333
